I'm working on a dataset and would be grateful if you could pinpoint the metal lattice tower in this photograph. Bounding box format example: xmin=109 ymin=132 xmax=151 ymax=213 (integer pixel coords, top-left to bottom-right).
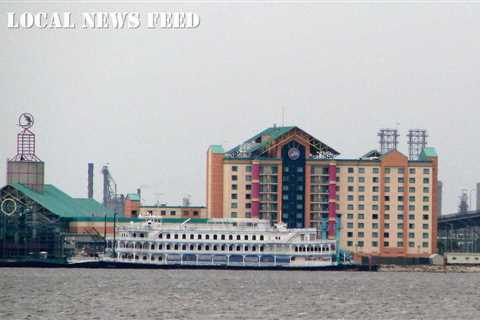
xmin=378 ymin=129 xmax=399 ymax=154
xmin=407 ymin=129 xmax=428 ymax=160
xmin=11 ymin=113 xmax=41 ymax=162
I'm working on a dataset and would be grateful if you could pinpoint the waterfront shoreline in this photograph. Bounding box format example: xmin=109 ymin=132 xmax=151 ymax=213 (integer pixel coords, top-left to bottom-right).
xmin=379 ymin=264 xmax=480 ymax=273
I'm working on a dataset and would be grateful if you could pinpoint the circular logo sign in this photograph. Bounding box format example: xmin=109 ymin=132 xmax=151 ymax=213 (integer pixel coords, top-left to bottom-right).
xmin=1 ymin=198 xmax=17 ymax=216
xmin=18 ymin=113 xmax=34 ymax=129
xmin=288 ymin=147 xmax=301 ymax=160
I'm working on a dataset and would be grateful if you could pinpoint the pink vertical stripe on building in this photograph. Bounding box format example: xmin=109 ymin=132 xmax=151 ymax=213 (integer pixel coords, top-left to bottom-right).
xmin=251 ymin=163 xmax=260 ymax=218
xmin=328 ymin=164 xmax=337 ymax=239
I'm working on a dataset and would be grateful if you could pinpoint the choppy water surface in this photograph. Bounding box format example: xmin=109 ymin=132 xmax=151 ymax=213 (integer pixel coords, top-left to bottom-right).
xmin=0 ymin=268 xmax=479 ymax=320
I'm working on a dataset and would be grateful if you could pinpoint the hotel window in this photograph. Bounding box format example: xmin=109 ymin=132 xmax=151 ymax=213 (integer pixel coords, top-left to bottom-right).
xmin=398 ymin=196 xmax=404 ymax=202
xmin=231 ymin=194 xmax=237 ymax=200
xmin=359 ymin=186 xmax=365 ymax=193
xmin=347 ymin=205 xmax=354 ymax=210
xmin=409 ymin=187 xmax=416 ymax=193
xmin=347 ymin=214 xmax=354 ymax=219
xmin=347 ymin=232 xmax=353 ymax=238
xmin=359 ymin=177 xmax=365 ymax=183
xmin=372 ymin=177 xmax=379 ymax=183
xmin=357 ymin=241 xmax=364 ymax=247
xmin=384 ymin=214 xmax=390 ymax=220
xmin=336 ymin=186 xmax=340 ymax=192
xmin=423 ymin=168 xmax=430 ymax=174
xmin=398 ymin=205 xmax=404 ymax=211
xmin=358 ymin=223 xmax=365 ymax=228
xmin=372 ymin=195 xmax=379 ymax=202
xmin=384 ymin=223 xmax=390 ymax=229
xmin=245 ymin=203 xmax=251 ymax=209
xmin=398 ymin=232 xmax=404 ymax=238
xmin=398 ymin=223 xmax=404 ymax=229
xmin=373 ymin=167 xmax=380 ymax=174
xmin=422 ymin=233 xmax=429 ymax=239
xmin=336 ymin=177 xmax=340 ymax=182
xmin=422 ymin=214 xmax=429 ymax=220
xmin=359 ymin=204 xmax=365 ymax=211
xmin=423 ymin=187 xmax=430 ymax=193
xmin=423 ymin=205 xmax=430 ymax=211
xmin=409 ymin=232 xmax=415 ymax=239
xmin=385 ymin=168 xmax=391 ymax=174
xmin=359 ymin=195 xmax=365 ymax=202
xmin=245 ymin=184 xmax=251 ymax=191
xmin=347 ymin=241 xmax=353 ymax=247
xmin=409 ymin=214 xmax=415 ymax=220
xmin=408 ymin=196 xmax=415 ymax=202
xmin=372 ymin=186 xmax=379 ymax=193
xmin=359 ymin=168 xmax=365 ymax=174
xmin=384 ymin=177 xmax=391 ymax=184
xmin=170 ymin=211 xmax=176 ymax=216
xmin=423 ymin=178 xmax=430 ymax=184
xmin=398 ymin=214 xmax=404 ymax=220
xmin=358 ymin=214 xmax=365 ymax=220
xmin=397 ymin=242 xmax=404 ymax=247
xmin=409 ymin=168 xmax=416 ymax=174
xmin=409 ymin=223 xmax=415 ymax=229
xmin=372 ymin=232 xmax=379 ymax=238
xmin=347 ymin=195 xmax=354 ymax=201
xmin=384 ymin=232 xmax=390 ymax=238
xmin=232 ymin=175 xmax=238 ymax=181
xmin=348 ymin=186 xmax=354 ymax=192
xmin=398 ymin=168 xmax=405 ymax=174
xmin=384 ymin=241 xmax=390 ymax=247
xmin=232 ymin=166 xmax=238 ymax=172
xmin=423 ymin=224 xmax=429 ymax=229
xmin=198 ymin=234 xmax=202 ymax=240
xmin=372 ymin=223 xmax=379 ymax=229
xmin=409 ymin=178 xmax=416 ymax=184
xmin=422 ymin=242 xmax=429 ymax=248
xmin=409 ymin=205 xmax=415 ymax=211
xmin=423 ymin=196 xmax=429 ymax=202
xmin=372 ymin=204 xmax=379 ymax=211
xmin=385 ymin=187 xmax=390 ymax=193
xmin=245 ymin=194 xmax=251 ymax=200
xmin=384 ymin=205 xmax=390 ymax=211
xmin=398 ymin=177 xmax=404 ymax=183
xmin=409 ymin=242 xmax=415 ymax=248
xmin=385 ymin=195 xmax=390 ymax=202
xmin=246 ymin=175 xmax=252 ymax=182
xmin=232 ymin=184 xmax=238 ymax=190
xmin=398 ymin=187 xmax=404 ymax=193
xmin=372 ymin=241 xmax=378 ymax=247
xmin=372 ymin=214 xmax=378 ymax=220
xmin=231 ymin=203 xmax=238 ymax=209
xmin=246 ymin=165 xmax=252 ymax=172
xmin=336 ymin=167 xmax=341 ymax=173
xmin=347 ymin=223 xmax=354 ymax=228
xmin=348 ymin=167 xmax=354 ymax=173
xmin=348 ymin=176 xmax=354 ymax=183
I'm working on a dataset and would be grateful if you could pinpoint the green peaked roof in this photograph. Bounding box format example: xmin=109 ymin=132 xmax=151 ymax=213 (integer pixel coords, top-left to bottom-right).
xmin=7 ymin=183 xmax=114 ymax=219
xmin=126 ymin=193 xmax=141 ymax=201
xmin=209 ymin=145 xmax=224 ymax=154
xmin=226 ymin=126 xmax=339 ymax=158
xmin=419 ymin=147 xmax=438 ymax=160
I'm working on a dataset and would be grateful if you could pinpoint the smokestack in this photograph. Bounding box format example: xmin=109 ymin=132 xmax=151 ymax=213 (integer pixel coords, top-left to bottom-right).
xmin=137 ymin=188 xmax=141 ymax=203
xmin=88 ymin=163 xmax=94 ymax=199
xmin=477 ymin=183 xmax=480 ymax=212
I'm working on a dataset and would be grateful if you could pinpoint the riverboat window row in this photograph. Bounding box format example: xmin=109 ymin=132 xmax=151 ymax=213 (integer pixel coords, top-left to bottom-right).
xmin=118 ymin=242 xmax=333 ymax=253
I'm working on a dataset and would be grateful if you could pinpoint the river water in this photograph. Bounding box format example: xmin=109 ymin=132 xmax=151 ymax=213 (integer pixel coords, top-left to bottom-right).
xmin=0 ymin=268 xmax=479 ymax=320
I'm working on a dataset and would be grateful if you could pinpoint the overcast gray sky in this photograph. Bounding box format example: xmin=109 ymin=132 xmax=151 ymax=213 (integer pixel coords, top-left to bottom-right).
xmin=1 ymin=2 xmax=479 ymax=214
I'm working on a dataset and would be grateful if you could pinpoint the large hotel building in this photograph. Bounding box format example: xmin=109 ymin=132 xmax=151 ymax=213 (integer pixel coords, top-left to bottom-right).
xmin=206 ymin=126 xmax=438 ymax=258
